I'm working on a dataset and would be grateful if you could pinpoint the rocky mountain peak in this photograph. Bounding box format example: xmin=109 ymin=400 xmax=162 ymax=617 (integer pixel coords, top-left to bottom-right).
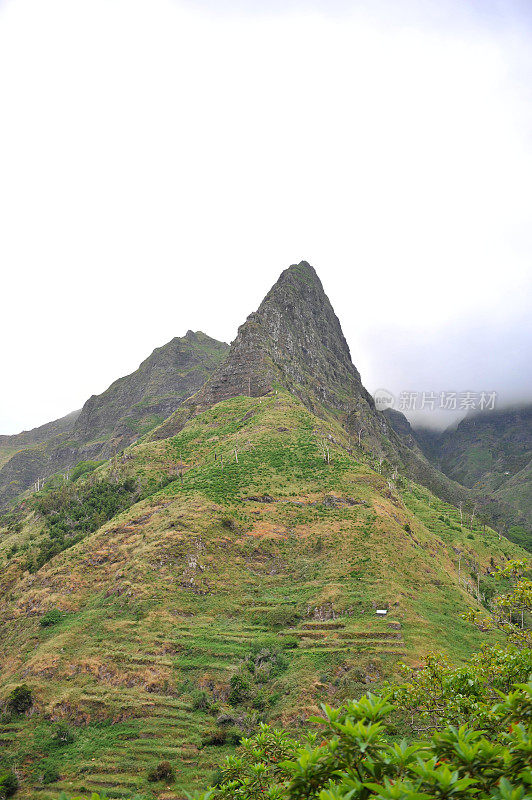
xmin=252 ymin=261 xmax=355 ymax=369
xmin=166 ymin=262 xmax=366 ymax=417
xmin=153 ymin=262 xmax=379 ymax=442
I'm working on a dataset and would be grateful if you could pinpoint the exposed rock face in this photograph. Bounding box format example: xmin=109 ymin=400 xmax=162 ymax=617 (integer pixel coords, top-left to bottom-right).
xmin=150 ymin=263 xmax=469 ymax=508
xmin=0 ymin=331 xmax=228 ymax=507
xmin=181 ymin=262 xmax=372 ymax=413
xmin=153 ymin=262 xmax=378 ymax=438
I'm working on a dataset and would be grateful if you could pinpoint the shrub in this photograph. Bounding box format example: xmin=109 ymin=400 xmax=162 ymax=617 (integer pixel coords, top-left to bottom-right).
xmin=70 ymin=460 xmax=103 ymax=483
xmin=263 ymin=606 xmax=298 ymax=630
xmin=202 ymin=727 xmax=227 ymax=746
xmin=216 ymin=712 xmax=239 ymax=727
xmin=190 ymin=689 xmax=210 ymax=711
xmin=31 ymin=478 xmax=140 ymax=571
xmin=7 ymin=684 xmax=33 ymax=714
xmin=210 ymin=767 xmax=224 ymax=787
xmin=41 ymin=764 xmax=60 ymax=784
xmin=226 ymin=727 xmax=242 ymax=745
xmin=196 ymin=678 xmax=532 ymax=800
xmin=229 ymin=674 xmax=252 ymax=706
xmin=50 ymin=722 xmax=75 ymax=746
xmin=147 ymin=761 xmax=175 ymax=782
xmin=0 ymin=770 xmax=18 ymax=798
xmin=251 ymin=690 xmax=267 ymax=710
xmin=40 ymin=608 xmax=62 ymax=628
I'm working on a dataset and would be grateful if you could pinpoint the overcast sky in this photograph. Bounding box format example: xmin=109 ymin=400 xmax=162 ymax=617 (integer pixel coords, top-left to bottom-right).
xmin=0 ymin=0 xmax=531 ymax=434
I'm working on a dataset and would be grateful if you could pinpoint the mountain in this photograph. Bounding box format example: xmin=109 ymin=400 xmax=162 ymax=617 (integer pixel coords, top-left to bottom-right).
xmin=411 ymin=406 xmax=532 ymax=549
xmin=419 ymin=406 xmax=532 ymax=491
xmin=152 ymin=263 xmax=469 ymax=507
xmin=153 ymin=262 xmax=395 ymax=440
xmin=0 ymin=332 xmax=229 ymax=508
xmin=0 ymin=262 xmax=527 ymax=798
xmin=0 ymin=410 xmax=80 ymax=470
xmin=0 ymin=393 xmax=524 ymax=799
xmin=72 ymin=330 xmax=229 ymax=451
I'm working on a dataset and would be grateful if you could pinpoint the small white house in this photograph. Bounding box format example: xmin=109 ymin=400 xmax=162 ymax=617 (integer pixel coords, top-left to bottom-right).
xmin=376 ymin=609 xmax=388 ymax=616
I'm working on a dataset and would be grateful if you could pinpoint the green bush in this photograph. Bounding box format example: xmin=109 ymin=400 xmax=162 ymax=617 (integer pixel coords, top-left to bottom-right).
xmin=263 ymin=606 xmax=298 ymax=630
xmin=41 ymin=764 xmax=60 ymax=784
xmin=69 ymin=460 xmax=104 ymax=483
xmin=195 ymin=678 xmax=532 ymax=800
xmin=147 ymin=760 xmax=175 ymax=782
xmin=30 ymin=477 xmax=139 ymax=571
xmin=40 ymin=608 xmax=62 ymax=627
xmin=0 ymin=770 xmax=18 ymax=799
xmin=190 ymin=689 xmax=210 ymax=712
xmin=229 ymin=674 xmax=252 ymax=706
xmin=50 ymin=722 xmax=75 ymax=746
xmin=202 ymin=728 xmax=227 ymax=747
xmin=6 ymin=684 xmax=32 ymax=714
xmin=226 ymin=727 xmax=242 ymax=745
xmin=251 ymin=690 xmax=267 ymax=710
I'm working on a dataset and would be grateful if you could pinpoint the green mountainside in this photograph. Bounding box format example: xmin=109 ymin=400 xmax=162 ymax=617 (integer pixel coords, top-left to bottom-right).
xmin=412 ymin=407 xmax=532 ymax=549
xmin=0 ymin=391 xmax=525 ymax=799
xmin=0 ymin=263 xmax=529 ymax=798
xmin=0 ymin=332 xmax=229 ymax=509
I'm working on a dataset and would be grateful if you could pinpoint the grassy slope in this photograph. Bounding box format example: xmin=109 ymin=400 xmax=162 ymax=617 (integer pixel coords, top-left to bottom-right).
xmin=0 ymin=392 xmax=526 ymax=799
xmin=0 ymin=444 xmax=22 ymax=470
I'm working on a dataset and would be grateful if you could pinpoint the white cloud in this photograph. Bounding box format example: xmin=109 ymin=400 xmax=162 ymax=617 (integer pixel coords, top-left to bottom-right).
xmin=0 ymin=0 xmax=531 ymax=432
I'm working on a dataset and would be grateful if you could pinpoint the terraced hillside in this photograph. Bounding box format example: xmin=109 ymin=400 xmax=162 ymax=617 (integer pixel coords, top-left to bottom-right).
xmin=0 ymin=391 xmax=526 ymax=799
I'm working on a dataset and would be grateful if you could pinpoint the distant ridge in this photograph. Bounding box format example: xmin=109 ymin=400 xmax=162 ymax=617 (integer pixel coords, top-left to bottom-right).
xmin=404 ymin=405 xmax=532 ymax=545
xmin=0 ymin=331 xmax=228 ymax=507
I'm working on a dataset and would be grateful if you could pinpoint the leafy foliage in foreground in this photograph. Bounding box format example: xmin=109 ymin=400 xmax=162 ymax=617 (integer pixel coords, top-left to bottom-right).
xmin=390 ymin=644 xmax=532 ymax=733
xmin=192 ymin=681 xmax=532 ymax=800
xmin=55 ymin=675 xmax=532 ymax=800
xmin=0 ymin=769 xmax=18 ymax=799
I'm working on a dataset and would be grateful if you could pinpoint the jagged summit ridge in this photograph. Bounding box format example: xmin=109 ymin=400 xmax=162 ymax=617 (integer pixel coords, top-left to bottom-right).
xmin=154 ymin=262 xmax=373 ymax=436
xmin=151 ymin=263 xmax=471 ymax=510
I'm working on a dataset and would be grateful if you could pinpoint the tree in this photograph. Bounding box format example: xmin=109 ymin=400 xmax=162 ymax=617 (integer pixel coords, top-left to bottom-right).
xmin=190 ymin=681 xmax=532 ymax=800
xmin=463 ymin=558 xmax=532 ymax=646
xmin=6 ymin=684 xmax=33 ymax=715
xmin=0 ymin=770 xmax=18 ymax=799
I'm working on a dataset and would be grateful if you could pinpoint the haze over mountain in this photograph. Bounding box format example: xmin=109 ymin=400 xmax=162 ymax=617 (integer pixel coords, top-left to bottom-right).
xmin=413 ymin=405 xmax=532 ymax=546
